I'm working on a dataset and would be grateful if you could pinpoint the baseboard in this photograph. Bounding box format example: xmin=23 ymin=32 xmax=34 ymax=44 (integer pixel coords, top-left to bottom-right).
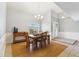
xmin=58 ymin=32 xmax=79 ymax=41
xmin=0 ymin=34 xmax=6 ymax=57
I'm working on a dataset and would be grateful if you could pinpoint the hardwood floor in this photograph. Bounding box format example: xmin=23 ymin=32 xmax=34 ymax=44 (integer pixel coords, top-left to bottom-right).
xmin=10 ymin=42 xmax=67 ymax=57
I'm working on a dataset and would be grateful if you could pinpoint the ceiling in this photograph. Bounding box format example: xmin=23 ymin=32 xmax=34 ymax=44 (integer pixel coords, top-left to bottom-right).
xmin=56 ymin=2 xmax=79 ymax=21
xmin=7 ymin=2 xmax=62 ymax=16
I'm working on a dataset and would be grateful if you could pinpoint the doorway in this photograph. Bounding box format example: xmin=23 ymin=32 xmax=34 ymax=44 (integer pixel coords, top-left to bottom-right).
xmin=52 ymin=21 xmax=59 ymax=39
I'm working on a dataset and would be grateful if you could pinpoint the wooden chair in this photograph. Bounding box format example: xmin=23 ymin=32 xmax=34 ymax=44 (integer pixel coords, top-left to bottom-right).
xmin=41 ymin=31 xmax=48 ymax=47
xmin=28 ymin=35 xmax=37 ymax=51
xmin=35 ymin=36 xmax=43 ymax=48
xmin=35 ymin=31 xmax=49 ymax=48
xmin=28 ymin=35 xmax=42 ymax=51
xmin=27 ymin=31 xmax=50 ymax=51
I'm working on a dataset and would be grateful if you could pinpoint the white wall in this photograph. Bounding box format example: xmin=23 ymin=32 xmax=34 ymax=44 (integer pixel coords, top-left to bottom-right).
xmin=54 ymin=2 xmax=79 ymax=41
xmin=6 ymin=2 xmax=56 ymax=43
xmin=59 ymin=18 xmax=79 ymax=32
xmin=59 ymin=32 xmax=79 ymax=41
xmin=6 ymin=2 xmax=59 ymax=33
xmin=0 ymin=2 xmax=6 ymax=57
xmin=0 ymin=3 xmax=6 ymax=38
xmin=58 ymin=17 xmax=79 ymax=41
xmin=6 ymin=9 xmax=37 ymax=33
xmin=6 ymin=6 xmax=38 ymax=43
xmin=6 ymin=2 xmax=65 ymax=43
xmin=6 ymin=11 xmax=37 ymax=43
xmin=42 ymin=12 xmax=51 ymax=33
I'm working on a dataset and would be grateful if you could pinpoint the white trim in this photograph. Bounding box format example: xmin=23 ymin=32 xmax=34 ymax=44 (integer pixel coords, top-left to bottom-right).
xmin=52 ymin=40 xmax=70 ymax=46
xmin=58 ymin=32 xmax=79 ymax=41
xmin=0 ymin=33 xmax=6 ymax=57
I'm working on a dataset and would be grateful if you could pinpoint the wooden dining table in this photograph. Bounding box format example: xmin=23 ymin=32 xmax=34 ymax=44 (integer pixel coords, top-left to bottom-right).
xmin=27 ymin=33 xmax=50 ymax=51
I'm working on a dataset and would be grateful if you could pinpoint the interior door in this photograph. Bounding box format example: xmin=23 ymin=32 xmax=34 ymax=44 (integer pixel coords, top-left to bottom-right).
xmin=53 ymin=21 xmax=59 ymax=39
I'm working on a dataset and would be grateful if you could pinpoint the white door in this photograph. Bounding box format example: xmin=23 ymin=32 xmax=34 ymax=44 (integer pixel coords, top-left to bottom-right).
xmin=53 ymin=22 xmax=59 ymax=38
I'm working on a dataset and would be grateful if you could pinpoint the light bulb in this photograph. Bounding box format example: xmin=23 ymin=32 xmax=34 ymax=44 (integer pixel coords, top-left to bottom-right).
xmin=34 ymin=15 xmax=37 ymax=18
xmin=41 ymin=16 xmax=43 ymax=19
xmin=61 ymin=16 xmax=65 ymax=19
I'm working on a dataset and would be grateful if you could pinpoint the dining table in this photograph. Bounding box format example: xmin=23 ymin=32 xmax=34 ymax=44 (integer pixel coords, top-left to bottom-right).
xmin=27 ymin=32 xmax=50 ymax=51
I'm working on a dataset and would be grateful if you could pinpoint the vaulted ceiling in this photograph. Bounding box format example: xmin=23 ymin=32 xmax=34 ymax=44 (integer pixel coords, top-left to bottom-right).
xmin=56 ymin=2 xmax=79 ymax=21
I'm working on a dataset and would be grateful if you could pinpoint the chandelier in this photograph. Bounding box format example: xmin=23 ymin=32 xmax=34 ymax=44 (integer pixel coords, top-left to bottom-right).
xmin=34 ymin=14 xmax=43 ymax=20
xmin=34 ymin=14 xmax=44 ymax=32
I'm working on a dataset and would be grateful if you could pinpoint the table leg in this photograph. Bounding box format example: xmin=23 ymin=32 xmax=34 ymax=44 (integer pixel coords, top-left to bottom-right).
xmin=48 ymin=35 xmax=50 ymax=44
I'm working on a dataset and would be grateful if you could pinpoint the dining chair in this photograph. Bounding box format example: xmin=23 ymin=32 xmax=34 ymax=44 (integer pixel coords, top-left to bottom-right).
xmin=36 ymin=31 xmax=49 ymax=48
xmin=27 ymin=35 xmax=37 ymax=51
xmin=41 ymin=31 xmax=48 ymax=47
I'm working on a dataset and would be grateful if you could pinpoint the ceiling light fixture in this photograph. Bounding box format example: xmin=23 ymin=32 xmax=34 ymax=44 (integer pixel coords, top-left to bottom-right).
xmin=34 ymin=14 xmax=43 ymax=20
xmin=61 ymin=16 xmax=65 ymax=19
